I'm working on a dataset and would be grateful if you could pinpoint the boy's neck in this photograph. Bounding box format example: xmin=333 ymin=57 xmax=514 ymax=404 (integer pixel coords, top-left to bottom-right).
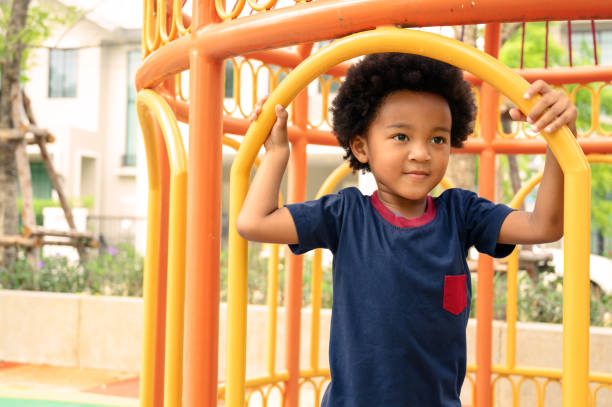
xmin=375 ymin=190 xmax=428 ymax=220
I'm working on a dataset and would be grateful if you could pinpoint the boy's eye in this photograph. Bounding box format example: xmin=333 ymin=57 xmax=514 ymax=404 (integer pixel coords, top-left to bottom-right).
xmin=392 ymin=133 xmax=408 ymax=141
xmin=431 ymin=136 xmax=448 ymax=145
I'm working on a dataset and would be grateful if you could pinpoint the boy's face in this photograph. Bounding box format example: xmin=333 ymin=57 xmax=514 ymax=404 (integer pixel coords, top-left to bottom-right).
xmin=350 ymin=90 xmax=452 ymax=213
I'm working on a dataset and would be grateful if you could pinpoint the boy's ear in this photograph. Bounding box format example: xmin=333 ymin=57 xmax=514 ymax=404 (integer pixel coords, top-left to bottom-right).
xmin=349 ymin=135 xmax=369 ymax=164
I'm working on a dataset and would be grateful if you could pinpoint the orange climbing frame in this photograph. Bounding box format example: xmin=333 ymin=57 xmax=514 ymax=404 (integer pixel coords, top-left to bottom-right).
xmin=136 ymin=1 xmax=612 ymax=406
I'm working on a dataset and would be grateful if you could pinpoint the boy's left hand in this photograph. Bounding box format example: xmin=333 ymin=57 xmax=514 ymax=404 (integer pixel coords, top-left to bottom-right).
xmin=509 ymin=79 xmax=577 ymax=135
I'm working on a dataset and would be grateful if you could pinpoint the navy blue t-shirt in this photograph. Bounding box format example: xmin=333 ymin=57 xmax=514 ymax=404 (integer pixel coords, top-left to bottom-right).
xmin=286 ymin=187 xmax=515 ymax=407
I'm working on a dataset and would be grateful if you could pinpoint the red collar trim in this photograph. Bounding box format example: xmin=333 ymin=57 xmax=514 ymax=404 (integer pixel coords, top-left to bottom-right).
xmin=370 ymin=191 xmax=436 ymax=228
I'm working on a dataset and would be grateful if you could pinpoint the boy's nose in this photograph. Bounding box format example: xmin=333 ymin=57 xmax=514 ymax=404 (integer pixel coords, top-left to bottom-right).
xmin=408 ymin=143 xmax=431 ymax=161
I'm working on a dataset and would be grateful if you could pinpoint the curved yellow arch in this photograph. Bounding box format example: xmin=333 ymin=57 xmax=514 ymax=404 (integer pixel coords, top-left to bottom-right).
xmin=222 ymin=135 xmax=285 ymax=379
xmin=137 ymin=89 xmax=187 ymax=407
xmin=505 ymin=154 xmax=611 ymax=373
xmin=228 ymin=27 xmax=590 ymax=407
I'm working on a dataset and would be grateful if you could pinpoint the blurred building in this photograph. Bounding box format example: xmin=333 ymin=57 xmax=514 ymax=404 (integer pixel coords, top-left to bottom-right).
xmin=23 ymin=0 xmax=146 ymax=251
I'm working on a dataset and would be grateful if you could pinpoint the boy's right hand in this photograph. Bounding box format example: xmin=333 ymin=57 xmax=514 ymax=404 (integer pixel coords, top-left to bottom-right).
xmin=249 ymin=97 xmax=289 ymax=152
xmin=239 ymin=98 xmax=298 ymax=245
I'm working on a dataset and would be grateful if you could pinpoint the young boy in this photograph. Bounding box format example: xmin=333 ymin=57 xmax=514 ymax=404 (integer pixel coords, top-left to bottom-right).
xmin=237 ymin=53 xmax=577 ymax=406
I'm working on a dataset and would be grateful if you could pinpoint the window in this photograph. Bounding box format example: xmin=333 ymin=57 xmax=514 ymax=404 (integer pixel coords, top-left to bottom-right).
xmin=30 ymin=162 xmax=53 ymax=199
xmin=124 ymin=50 xmax=141 ymax=167
xmin=48 ymin=48 xmax=78 ymax=98
xmin=225 ymin=59 xmax=234 ymax=98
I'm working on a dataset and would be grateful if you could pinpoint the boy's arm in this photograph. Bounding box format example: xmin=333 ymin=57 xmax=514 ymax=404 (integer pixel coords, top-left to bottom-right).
xmin=236 ymin=103 xmax=299 ymax=244
xmin=497 ymin=80 xmax=578 ymax=245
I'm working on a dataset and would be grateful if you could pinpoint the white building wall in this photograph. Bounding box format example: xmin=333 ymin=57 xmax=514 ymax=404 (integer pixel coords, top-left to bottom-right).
xmin=24 ymin=16 xmax=142 ymax=218
xmin=98 ymin=43 xmax=142 ymax=217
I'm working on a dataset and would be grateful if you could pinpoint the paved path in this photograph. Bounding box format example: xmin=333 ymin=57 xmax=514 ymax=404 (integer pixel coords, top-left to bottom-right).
xmin=0 ymin=362 xmax=138 ymax=407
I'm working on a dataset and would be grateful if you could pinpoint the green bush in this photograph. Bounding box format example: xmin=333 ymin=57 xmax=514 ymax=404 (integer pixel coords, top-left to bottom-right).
xmin=2 ymin=244 xmax=610 ymax=328
xmin=219 ymin=244 xmax=333 ymax=308
xmin=471 ymin=270 xmax=612 ymax=327
xmin=0 ymin=244 xmax=143 ymax=296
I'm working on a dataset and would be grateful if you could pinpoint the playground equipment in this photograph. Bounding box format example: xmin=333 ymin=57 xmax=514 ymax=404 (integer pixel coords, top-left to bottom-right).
xmin=136 ymin=1 xmax=612 ymax=406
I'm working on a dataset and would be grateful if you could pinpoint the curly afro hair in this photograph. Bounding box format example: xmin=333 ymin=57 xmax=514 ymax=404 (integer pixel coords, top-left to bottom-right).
xmin=331 ymin=52 xmax=477 ymax=172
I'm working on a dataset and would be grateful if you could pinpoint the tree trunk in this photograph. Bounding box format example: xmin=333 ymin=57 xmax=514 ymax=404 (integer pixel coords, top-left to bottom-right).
xmin=0 ymin=0 xmax=33 ymax=268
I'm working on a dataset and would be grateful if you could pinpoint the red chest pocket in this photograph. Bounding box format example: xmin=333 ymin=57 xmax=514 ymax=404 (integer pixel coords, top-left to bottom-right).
xmin=443 ymin=274 xmax=467 ymax=315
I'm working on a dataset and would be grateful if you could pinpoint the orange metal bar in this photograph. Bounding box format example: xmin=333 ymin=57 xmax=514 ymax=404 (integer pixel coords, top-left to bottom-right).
xmin=223 ymin=115 xmax=338 ymax=145
xmin=474 ymin=23 xmax=501 ymax=407
xmin=163 ymin=93 xmax=612 ymax=154
xmin=135 ymin=1 xmax=612 ymax=91
xmin=137 ymin=36 xmax=190 ymax=91
xmin=491 ymin=138 xmax=612 ymax=155
xmin=284 ymin=137 xmax=307 ymax=407
xmin=246 ymin=49 xmax=352 ymax=78
xmin=193 ymin=0 xmax=612 ymax=59
xmin=159 ymin=101 xmax=612 ymax=154
xmin=154 ymin=115 xmax=170 ymax=407
xmin=183 ymin=0 xmax=223 ymax=406
xmin=284 ymin=43 xmax=312 ymax=407
xmin=465 ymin=65 xmax=612 ymax=86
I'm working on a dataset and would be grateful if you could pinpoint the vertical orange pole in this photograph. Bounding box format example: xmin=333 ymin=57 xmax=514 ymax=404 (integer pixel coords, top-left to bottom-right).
xmin=284 ymin=43 xmax=312 ymax=407
xmin=183 ymin=0 xmax=223 ymax=406
xmin=285 ymin=138 xmax=306 ymax=407
xmin=474 ymin=23 xmax=500 ymax=407
xmin=154 ymin=123 xmax=170 ymax=407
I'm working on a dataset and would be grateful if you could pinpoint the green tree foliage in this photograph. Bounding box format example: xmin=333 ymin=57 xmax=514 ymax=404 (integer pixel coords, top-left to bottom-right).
xmin=499 ymin=23 xmax=612 ymax=256
xmin=499 ymin=22 xmax=565 ymax=68
xmin=0 ymin=0 xmax=80 ymax=82
xmin=591 ymin=163 xmax=612 ymax=240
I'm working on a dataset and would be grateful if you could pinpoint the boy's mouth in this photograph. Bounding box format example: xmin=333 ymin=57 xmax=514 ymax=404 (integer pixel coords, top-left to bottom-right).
xmin=405 ymin=170 xmax=429 ymax=179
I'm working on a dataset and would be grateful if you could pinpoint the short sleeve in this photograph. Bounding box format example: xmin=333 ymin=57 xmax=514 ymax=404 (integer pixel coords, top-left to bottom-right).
xmin=462 ymin=190 xmax=516 ymax=258
xmin=285 ymin=192 xmax=345 ymax=254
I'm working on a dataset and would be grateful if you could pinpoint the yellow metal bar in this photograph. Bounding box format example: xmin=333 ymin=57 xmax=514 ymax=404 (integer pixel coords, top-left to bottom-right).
xmin=504 ymin=155 xmax=611 ymax=394
xmin=570 ymin=85 xmax=597 ymax=137
xmin=137 ymin=95 xmax=163 ymax=407
xmin=137 ymin=89 xmax=188 ymax=407
xmin=562 ymin=168 xmax=591 ymax=407
xmin=310 ymin=249 xmax=322 ymax=371
xmin=491 ymin=375 xmax=516 ymax=407
xmin=143 ymin=0 xmax=160 ymax=56
xmin=469 ymin=362 xmax=612 ymax=383
xmin=222 ymin=136 xmax=282 ymax=378
xmin=218 ymin=373 xmax=292 ymax=398
xmin=299 ymin=368 xmax=331 ymax=379
xmin=228 ymin=27 xmax=590 ymax=407
xmin=594 ymin=83 xmax=611 ymax=137
xmin=440 ymin=177 xmax=454 ymax=190
xmin=505 ymin=246 xmax=518 ymax=370
xmin=266 ymin=242 xmax=280 ymax=375
xmin=506 ymin=172 xmax=543 ymax=371
xmin=586 ymin=154 xmax=612 ymax=165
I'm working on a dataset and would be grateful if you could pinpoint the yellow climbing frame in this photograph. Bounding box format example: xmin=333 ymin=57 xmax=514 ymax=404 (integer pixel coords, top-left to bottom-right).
xmin=137 ymin=89 xmax=188 ymax=407
xmin=229 ymin=27 xmax=590 ymax=407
